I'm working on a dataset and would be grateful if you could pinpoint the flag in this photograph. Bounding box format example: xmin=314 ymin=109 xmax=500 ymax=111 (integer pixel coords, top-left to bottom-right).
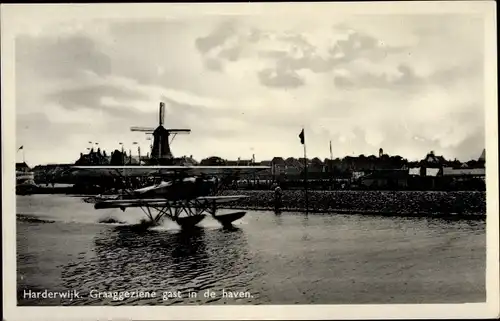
xmin=299 ymin=129 xmax=305 ymax=145
xmin=18 ymin=146 xmax=23 ymax=150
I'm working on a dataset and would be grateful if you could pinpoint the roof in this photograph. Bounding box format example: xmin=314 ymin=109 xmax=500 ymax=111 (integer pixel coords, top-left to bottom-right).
xmin=409 ymin=167 xmax=420 ymax=176
xmin=479 ymin=149 xmax=485 ymax=161
xmin=271 ymin=157 xmax=285 ymax=164
xmin=426 ymin=168 xmax=440 ymax=177
xmin=16 ymin=162 xmax=31 ymax=170
xmin=311 ymin=157 xmax=323 ymax=165
xmin=424 ymin=154 xmax=445 ymax=163
xmin=285 ymin=157 xmax=303 ymax=167
xmin=442 ymin=167 xmax=485 ymax=176
xmin=361 ymin=169 xmax=409 ymax=180
xmin=307 ymin=165 xmax=324 ymax=173
xmin=285 ymin=167 xmax=302 ymax=175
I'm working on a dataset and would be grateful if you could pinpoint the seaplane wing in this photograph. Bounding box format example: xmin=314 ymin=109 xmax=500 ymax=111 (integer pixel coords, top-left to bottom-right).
xmin=72 ymin=165 xmax=269 ymax=178
xmin=93 ymin=195 xmax=247 ymax=210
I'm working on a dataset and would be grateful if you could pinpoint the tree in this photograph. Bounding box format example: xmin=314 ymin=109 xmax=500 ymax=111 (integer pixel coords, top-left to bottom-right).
xmin=75 ymin=153 xmax=89 ymax=165
xmin=110 ymin=150 xmax=124 ymax=165
xmin=200 ymin=156 xmax=226 ymax=166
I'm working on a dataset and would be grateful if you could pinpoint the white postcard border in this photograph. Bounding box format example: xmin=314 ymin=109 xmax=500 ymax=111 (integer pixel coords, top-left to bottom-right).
xmin=2 ymin=2 xmax=498 ymax=320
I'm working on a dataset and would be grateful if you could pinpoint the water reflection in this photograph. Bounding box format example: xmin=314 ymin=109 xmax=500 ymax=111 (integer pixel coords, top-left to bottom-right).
xmin=274 ymin=215 xmax=283 ymax=226
xmin=301 ymin=214 xmax=309 ymax=227
xmin=59 ymin=224 xmax=258 ymax=305
xmin=415 ymin=216 xmax=486 ymax=239
xmin=300 ymin=215 xmax=310 ymax=241
xmin=203 ymin=227 xmax=261 ymax=298
xmin=170 ymin=227 xmax=208 ymax=268
xmin=17 ymin=194 xmax=486 ymax=306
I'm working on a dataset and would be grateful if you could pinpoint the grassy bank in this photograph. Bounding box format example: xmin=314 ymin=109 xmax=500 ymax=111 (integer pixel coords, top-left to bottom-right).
xmin=219 ymin=190 xmax=486 ymax=218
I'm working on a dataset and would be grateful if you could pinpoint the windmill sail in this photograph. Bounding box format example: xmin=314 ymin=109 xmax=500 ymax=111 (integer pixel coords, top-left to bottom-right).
xmin=159 ymin=102 xmax=165 ymax=126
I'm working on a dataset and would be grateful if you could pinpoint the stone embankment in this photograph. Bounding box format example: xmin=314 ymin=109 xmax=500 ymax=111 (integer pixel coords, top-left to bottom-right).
xmin=18 ymin=186 xmax=486 ymax=219
xmin=218 ymin=190 xmax=486 ymax=218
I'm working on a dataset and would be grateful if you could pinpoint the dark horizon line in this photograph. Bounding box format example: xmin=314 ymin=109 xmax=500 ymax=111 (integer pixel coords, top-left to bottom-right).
xmin=20 ymin=148 xmax=485 ymax=168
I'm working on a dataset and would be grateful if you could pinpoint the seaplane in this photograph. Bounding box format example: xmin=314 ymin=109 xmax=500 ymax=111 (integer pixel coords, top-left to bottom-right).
xmin=72 ymin=102 xmax=269 ymax=229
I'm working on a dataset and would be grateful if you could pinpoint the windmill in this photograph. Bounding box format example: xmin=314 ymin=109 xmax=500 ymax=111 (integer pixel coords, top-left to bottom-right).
xmin=131 ymin=102 xmax=191 ymax=164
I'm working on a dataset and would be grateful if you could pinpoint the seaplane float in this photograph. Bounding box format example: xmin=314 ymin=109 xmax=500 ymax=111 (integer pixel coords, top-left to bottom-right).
xmin=72 ymin=165 xmax=269 ymax=229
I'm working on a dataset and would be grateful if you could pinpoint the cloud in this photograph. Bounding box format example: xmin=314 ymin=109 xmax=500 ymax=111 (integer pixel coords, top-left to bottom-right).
xmin=195 ymin=21 xmax=410 ymax=89
xmin=16 ymin=112 xmax=97 ymax=164
xmin=195 ymin=20 xmax=238 ymax=54
xmin=258 ymin=67 xmax=304 ymax=88
xmin=333 ymin=64 xmax=422 ymax=90
xmin=13 ymin=14 xmax=486 ymax=164
xmin=16 ymin=33 xmax=111 ymax=80
xmin=46 ymin=84 xmax=148 ymax=112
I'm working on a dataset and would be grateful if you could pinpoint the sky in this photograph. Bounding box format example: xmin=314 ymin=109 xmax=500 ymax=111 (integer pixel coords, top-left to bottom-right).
xmin=14 ymin=11 xmax=486 ymax=165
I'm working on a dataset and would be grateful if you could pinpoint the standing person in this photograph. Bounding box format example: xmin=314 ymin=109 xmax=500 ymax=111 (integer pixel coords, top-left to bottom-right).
xmin=274 ymin=184 xmax=283 ymax=213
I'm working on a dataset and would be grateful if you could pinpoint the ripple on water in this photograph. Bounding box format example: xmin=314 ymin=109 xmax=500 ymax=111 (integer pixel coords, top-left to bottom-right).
xmin=54 ymin=225 xmax=258 ymax=305
xmin=17 ymin=195 xmax=486 ymax=306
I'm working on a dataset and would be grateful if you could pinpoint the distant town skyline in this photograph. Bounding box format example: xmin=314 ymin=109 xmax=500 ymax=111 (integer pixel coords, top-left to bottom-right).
xmin=18 ymin=143 xmax=486 ymax=167
xmin=14 ymin=8 xmax=485 ymax=165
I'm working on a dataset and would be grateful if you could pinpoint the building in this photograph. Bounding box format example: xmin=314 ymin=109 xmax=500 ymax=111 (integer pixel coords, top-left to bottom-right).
xmin=16 ymin=162 xmax=36 ymax=193
xmin=442 ymin=167 xmax=485 ymax=177
xmin=465 ymin=149 xmax=486 ymax=168
xmin=32 ymin=164 xmax=74 ymax=184
xmin=16 ymin=162 xmax=31 ymax=173
xmin=270 ymin=157 xmax=286 ymax=175
xmin=420 ymin=151 xmax=446 ymax=168
xmin=225 ymin=158 xmax=253 ymax=166
xmin=306 ymin=157 xmax=325 ymax=179
xmin=440 ymin=166 xmax=485 ymax=190
xmin=178 ymin=155 xmax=199 ymax=166
xmin=359 ymin=169 xmax=409 ymax=189
xmin=75 ymin=148 xmax=110 ymax=165
xmin=479 ymin=149 xmax=485 ymax=162
xmin=200 ymin=156 xmax=226 ymax=166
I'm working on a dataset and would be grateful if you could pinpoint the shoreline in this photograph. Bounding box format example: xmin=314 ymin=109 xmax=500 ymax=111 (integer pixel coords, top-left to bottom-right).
xmin=218 ymin=190 xmax=486 ymax=219
xmin=18 ymin=189 xmax=486 ymax=219
xmin=219 ymin=206 xmax=485 ymax=220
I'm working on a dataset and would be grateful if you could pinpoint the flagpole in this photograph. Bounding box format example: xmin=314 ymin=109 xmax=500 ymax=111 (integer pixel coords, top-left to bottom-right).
xmin=329 ymin=140 xmax=333 ymax=190
xmin=298 ymin=128 xmax=309 ymax=213
xmin=303 ymin=138 xmax=308 ymax=213
xmin=23 ymin=147 xmax=25 ymax=163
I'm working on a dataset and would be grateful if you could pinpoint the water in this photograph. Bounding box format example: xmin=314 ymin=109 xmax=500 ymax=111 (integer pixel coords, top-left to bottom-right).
xmin=16 ymin=194 xmax=486 ymax=306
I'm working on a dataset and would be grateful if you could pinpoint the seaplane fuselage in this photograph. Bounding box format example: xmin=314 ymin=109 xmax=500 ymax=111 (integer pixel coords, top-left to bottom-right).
xmin=73 ymin=165 xmax=269 ymax=228
xmin=123 ymin=177 xmax=217 ymax=201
